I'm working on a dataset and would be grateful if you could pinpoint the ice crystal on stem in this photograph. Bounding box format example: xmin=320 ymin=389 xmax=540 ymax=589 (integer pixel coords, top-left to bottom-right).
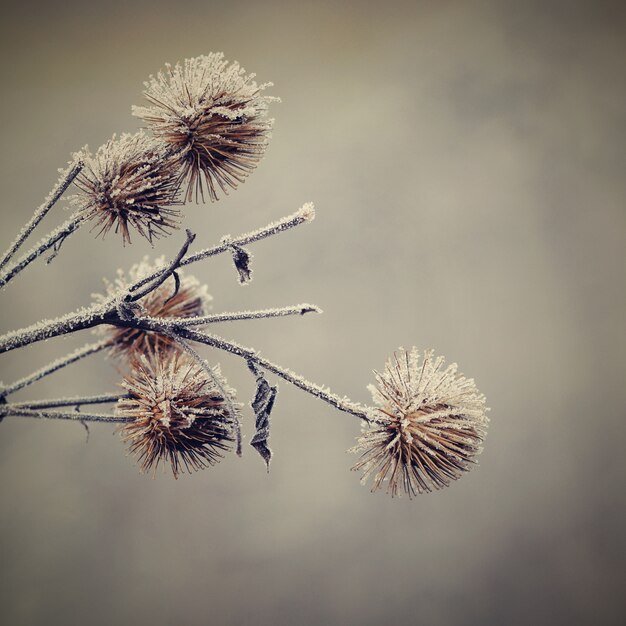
xmin=133 ymin=53 xmax=276 ymax=202
xmin=351 ymin=348 xmax=489 ymax=497
xmin=72 ymin=131 xmax=181 ymax=245
xmin=116 ymin=350 xmax=238 ymax=478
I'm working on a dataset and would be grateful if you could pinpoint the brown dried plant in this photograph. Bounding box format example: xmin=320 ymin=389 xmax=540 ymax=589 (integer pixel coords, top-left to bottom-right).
xmin=116 ymin=349 xmax=238 ymax=477
xmin=133 ymin=53 xmax=276 ymax=202
xmin=351 ymin=348 xmax=488 ymax=497
xmin=72 ymin=131 xmax=181 ymax=245
xmin=0 ymin=53 xmax=490 ymax=497
xmin=92 ymin=257 xmax=211 ymax=359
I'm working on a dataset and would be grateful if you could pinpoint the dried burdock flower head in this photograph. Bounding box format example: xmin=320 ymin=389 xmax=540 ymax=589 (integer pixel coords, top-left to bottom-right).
xmin=116 ymin=350 xmax=238 ymax=478
xmin=351 ymin=348 xmax=489 ymax=497
xmin=93 ymin=256 xmax=211 ymax=358
xmin=72 ymin=131 xmax=181 ymax=245
xmin=133 ymin=53 xmax=277 ymax=202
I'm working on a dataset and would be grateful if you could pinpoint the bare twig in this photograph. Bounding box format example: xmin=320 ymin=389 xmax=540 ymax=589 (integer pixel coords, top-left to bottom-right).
xmin=0 ymin=340 xmax=110 ymax=397
xmin=130 ymin=203 xmax=315 ymax=292
xmin=139 ymin=303 xmax=321 ymax=327
xmin=127 ymin=229 xmax=195 ymax=301
xmin=0 ymin=406 xmax=129 ymax=423
xmin=0 ymin=211 xmax=87 ymax=290
xmin=0 ymin=159 xmax=83 ymax=272
xmin=0 ymin=212 xmax=85 ymax=289
xmin=9 ymin=393 xmax=128 ymax=410
xmin=0 ymin=304 xmax=111 ymax=355
xmin=136 ymin=320 xmax=371 ymax=423
xmin=0 ymin=208 xmax=314 ymax=354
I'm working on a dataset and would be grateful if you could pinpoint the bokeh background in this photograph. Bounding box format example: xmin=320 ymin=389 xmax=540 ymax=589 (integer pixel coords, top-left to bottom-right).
xmin=1 ymin=1 xmax=624 ymax=624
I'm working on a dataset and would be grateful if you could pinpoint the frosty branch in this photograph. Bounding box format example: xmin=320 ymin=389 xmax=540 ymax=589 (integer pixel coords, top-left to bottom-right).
xmin=0 ymin=52 xmax=489 ymax=497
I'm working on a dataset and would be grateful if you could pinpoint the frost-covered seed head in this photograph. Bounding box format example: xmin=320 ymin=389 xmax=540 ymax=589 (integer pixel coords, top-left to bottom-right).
xmin=93 ymin=257 xmax=211 ymax=358
xmin=351 ymin=348 xmax=489 ymax=498
xmin=116 ymin=350 xmax=237 ymax=478
xmin=133 ymin=53 xmax=277 ymax=202
xmin=72 ymin=132 xmax=181 ymax=245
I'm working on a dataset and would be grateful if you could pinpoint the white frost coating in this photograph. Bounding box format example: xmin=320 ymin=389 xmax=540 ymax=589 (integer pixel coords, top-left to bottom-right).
xmin=351 ymin=348 xmax=490 ymax=497
xmin=133 ymin=53 xmax=278 ymax=124
xmin=133 ymin=53 xmax=278 ymax=202
xmin=0 ymin=302 xmax=110 ymax=354
xmin=146 ymin=303 xmax=322 ymax=326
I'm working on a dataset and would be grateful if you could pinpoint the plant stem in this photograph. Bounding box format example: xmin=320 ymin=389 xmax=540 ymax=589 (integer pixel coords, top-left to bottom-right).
xmin=0 ymin=159 xmax=83 ymax=272
xmin=140 ymin=304 xmax=321 ymax=327
xmin=8 ymin=393 xmax=126 ymax=410
xmin=0 ymin=305 xmax=111 ymax=354
xmin=1 ymin=340 xmax=110 ymax=397
xmin=0 ymin=212 xmax=87 ymax=289
xmin=139 ymin=321 xmax=371 ymax=422
xmin=130 ymin=203 xmax=315 ymax=292
xmin=0 ymin=406 xmax=129 ymax=423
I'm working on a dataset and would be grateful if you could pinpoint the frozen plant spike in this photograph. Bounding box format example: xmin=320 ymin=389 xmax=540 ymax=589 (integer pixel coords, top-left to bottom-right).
xmin=133 ymin=53 xmax=277 ymax=202
xmin=351 ymin=348 xmax=489 ymax=498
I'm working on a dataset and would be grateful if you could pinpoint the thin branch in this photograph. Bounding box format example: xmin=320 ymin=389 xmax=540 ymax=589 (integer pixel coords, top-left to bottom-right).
xmin=0 ymin=159 xmax=83 ymax=272
xmin=0 ymin=305 xmax=111 ymax=355
xmin=0 ymin=406 xmax=130 ymax=423
xmin=138 ymin=321 xmax=371 ymax=423
xmin=139 ymin=304 xmax=322 ymax=328
xmin=0 ymin=211 xmax=87 ymax=289
xmin=130 ymin=203 xmax=315 ymax=292
xmin=0 ymin=207 xmax=315 ymax=354
xmin=0 ymin=340 xmax=109 ymax=397
xmin=9 ymin=393 xmax=127 ymax=410
xmin=127 ymin=229 xmax=195 ymax=301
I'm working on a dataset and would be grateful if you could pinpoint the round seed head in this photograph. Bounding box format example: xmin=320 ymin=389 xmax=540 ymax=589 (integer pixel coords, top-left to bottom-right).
xmin=351 ymin=348 xmax=489 ymax=497
xmin=72 ymin=131 xmax=181 ymax=245
xmin=133 ymin=53 xmax=277 ymax=202
xmin=116 ymin=350 xmax=238 ymax=478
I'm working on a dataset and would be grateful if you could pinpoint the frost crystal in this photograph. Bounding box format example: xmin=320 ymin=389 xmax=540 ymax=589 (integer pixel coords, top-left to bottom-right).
xmin=116 ymin=350 xmax=237 ymax=478
xmin=133 ymin=53 xmax=277 ymax=202
xmin=351 ymin=348 xmax=489 ymax=497
xmin=71 ymin=131 xmax=181 ymax=245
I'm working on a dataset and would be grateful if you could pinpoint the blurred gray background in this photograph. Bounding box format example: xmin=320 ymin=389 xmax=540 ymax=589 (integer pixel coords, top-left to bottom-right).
xmin=1 ymin=1 xmax=624 ymax=624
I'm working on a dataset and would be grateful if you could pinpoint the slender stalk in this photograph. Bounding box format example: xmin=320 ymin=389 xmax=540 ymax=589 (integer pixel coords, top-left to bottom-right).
xmin=128 ymin=229 xmax=195 ymax=301
xmin=0 ymin=160 xmax=83 ymax=272
xmin=139 ymin=321 xmax=371 ymax=422
xmin=0 ymin=208 xmax=315 ymax=354
xmin=140 ymin=304 xmax=321 ymax=327
xmin=9 ymin=393 xmax=127 ymax=410
xmin=1 ymin=340 xmax=109 ymax=397
xmin=0 ymin=406 xmax=129 ymax=423
xmin=0 ymin=212 xmax=87 ymax=289
xmin=0 ymin=305 xmax=112 ymax=354
xmin=130 ymin=203 xmax=315 ymax=292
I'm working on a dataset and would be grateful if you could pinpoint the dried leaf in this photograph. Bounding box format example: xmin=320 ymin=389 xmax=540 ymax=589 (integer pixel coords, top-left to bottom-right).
xmin=230 ymin=244 xmax=252 ymax=284
xmin=247 ymin=360 xmax=277 ymax=470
